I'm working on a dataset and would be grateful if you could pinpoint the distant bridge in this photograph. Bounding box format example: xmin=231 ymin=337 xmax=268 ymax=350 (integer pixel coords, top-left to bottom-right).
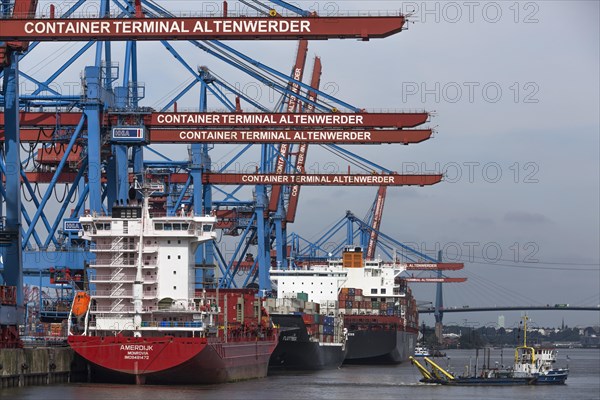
xmin=419 ymin=305 xmax=600 ymax=314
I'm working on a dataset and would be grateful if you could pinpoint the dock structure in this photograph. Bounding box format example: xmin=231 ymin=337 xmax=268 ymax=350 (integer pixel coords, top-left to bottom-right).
xmin=0 ymin=347 xmax=85 ymax=388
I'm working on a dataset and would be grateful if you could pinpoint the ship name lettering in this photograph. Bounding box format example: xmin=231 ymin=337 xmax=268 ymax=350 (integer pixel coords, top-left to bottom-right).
xmin=120 ymin=344 xmax=154 ymax=351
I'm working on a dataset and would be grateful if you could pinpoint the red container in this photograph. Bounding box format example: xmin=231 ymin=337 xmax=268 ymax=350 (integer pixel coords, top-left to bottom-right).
xmin=302 ymin=314 xmax=314 ymax=325
xmin=0 ymin=286 xmax=16 ymax=305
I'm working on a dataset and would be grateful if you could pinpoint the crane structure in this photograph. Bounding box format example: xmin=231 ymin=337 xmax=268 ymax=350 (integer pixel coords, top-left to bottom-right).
xmin=0 ymin=0 xmax=453 ymax=325
xmin=366 ymin=186 xmax=387 ymax=260
xmin=288 ymin=211 xmax=466 ymax=283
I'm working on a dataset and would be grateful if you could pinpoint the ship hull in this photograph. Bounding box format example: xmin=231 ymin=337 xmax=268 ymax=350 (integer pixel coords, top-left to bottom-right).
xmin=534 ymin=370 xmax=569 ymax=385
xmin=269 ymin=314 xmax=345 ymax=370
xmin=344 ymin=329 xmax=417 ymax=364
xmin=69 ymin=335 xmax=277 ymax=384
xmin=425 ymin=377 xmax=536 ymax=386
xmin=270 ymin=340 xmax=345 ymax=370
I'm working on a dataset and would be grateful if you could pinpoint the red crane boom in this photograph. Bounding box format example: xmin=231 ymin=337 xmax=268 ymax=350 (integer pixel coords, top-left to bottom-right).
xmin=203 ymin=173 xmax=442 ymax=186
xmin=0 ymin=111 xmax=430 ymax=133
xmin=269 ymin=39 xmax=309 ymax=212
xmin=286 ymin=56 xmax=322 ymax=223
xmin=366 ymin=186 xmax=387 ymax=259
xmin=0 ymin=16 xmax=407 ymax=41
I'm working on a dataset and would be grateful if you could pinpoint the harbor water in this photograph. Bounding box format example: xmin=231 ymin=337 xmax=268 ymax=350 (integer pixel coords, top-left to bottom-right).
xmin=1 ymin=348 xmax=598 ymax=400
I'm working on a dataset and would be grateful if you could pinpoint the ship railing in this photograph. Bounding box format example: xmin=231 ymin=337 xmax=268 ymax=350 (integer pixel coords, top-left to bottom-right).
xmin=90 ymin=244 xmax=139 ymax=251
xmin=91 ymin=274 xmax=134 ymax=282
xmin=91 ymin=305 xmax=171 ymax=313
xmin=110 ymin=299 xmax=126 ymax=313
xmin=111 ymin=236 xmax=124 ymax=250
xmin=86 ymin=260 xmax=136 ymax=268
xmin=90 ymin=290 xmax=133 ymax=297
xmin=90 ymin=272 xmax=157 ymax=283
xmin=91 ymin=304 xmax=134 ymax=313
xmin=110 ymin=268 xmax=124 ymax=280
xmin=154 ymin=302 xmax=200 ymax=312
xmin=111 ymin=284 xmax=125 ymax=297
xmin=140 ymin=321 xmax=204 ymax=328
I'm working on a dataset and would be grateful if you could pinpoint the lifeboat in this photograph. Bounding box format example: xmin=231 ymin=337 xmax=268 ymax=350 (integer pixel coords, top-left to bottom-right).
xmin=71 ymin=291 xmax=91 ymax=317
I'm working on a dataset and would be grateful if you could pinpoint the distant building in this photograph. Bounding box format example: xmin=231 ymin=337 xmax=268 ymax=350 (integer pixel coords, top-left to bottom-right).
xmin=580 ymin=335 xmax=598 ymax=347
xmin=498 ymin=315 xmax=505 ymax=329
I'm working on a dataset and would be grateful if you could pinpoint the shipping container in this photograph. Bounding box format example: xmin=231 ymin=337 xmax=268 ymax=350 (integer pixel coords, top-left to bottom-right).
xmin=297 ymin=292 xmax=309 ymax=301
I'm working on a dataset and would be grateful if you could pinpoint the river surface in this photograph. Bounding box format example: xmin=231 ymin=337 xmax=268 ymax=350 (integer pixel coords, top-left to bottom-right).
xmin=2 ymin=348 xmax=599 ymax=400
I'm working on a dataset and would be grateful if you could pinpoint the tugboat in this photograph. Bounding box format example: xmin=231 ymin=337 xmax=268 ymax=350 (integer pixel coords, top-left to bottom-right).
xmin=414 ymin=345 xmax=431 ymax=357
xmin=410 ymin=317 xmax=569 ymax=385
xmin=68 ymin=184 xmax=277 ymax=384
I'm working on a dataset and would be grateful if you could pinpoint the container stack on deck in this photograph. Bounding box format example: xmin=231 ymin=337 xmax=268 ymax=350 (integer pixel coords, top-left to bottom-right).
xmin=265 ymin=295 xmax=343 ymax=344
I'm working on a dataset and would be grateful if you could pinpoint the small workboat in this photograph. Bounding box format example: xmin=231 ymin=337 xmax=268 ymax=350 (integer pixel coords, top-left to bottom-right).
xmin=410 ymin=317 xmax=568 ymax=386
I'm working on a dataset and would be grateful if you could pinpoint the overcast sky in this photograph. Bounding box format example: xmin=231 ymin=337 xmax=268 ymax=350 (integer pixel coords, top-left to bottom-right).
xmin=17 ymin=1 xmax=600 ymax=328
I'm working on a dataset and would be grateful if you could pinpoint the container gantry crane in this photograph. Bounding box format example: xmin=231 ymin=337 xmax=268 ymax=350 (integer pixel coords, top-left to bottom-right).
xmin=0 ymin=0 xmax=441 ymax=308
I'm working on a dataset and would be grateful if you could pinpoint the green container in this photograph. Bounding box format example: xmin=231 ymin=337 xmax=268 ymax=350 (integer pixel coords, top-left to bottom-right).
xmin=297 ymin=292 xmax=309 ymax=301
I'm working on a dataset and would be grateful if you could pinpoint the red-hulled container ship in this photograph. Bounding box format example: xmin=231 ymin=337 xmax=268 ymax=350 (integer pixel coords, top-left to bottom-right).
xmin=68 ymin=191 xmax=277 ymax=385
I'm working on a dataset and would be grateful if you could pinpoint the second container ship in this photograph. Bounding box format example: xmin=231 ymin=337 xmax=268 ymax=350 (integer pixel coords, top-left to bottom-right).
xmin=270 ymin=246 xmax=418 ymax=365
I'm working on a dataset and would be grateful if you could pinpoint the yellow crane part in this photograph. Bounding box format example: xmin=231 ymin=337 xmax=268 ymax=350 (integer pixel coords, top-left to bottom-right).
xmin=424 ymin=357 xmax=456 ymax=380
xmin=409 ymin=356 xmax=433 ymax=380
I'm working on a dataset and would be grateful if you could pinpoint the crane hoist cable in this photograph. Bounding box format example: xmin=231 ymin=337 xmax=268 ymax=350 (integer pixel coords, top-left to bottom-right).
xmin=145 ymin=7 xmax=338 ymax=111
xmin=249 ymin=0 xmax=279 ymax=13
xmin=21 ymin=184 xmax=34 ymax=202
xmin=151 ymin=75 xmax=196 ymax=109
xmin=69 ymin=184 xmax=78 ymax=204
xmin=202 ymin=42 xmax=290 ymax=89
xmin=318 ymin=144 xmax=374 ymax=173
xmin=200 ymin=41 xmax=333 ymax=110
xmin=238 ymin=0 xmax=270 ymax=15
xmin=23 ymin=42 xmax=79 ymax=77
xmin=54 ymin=183 xmax=68 ymax=203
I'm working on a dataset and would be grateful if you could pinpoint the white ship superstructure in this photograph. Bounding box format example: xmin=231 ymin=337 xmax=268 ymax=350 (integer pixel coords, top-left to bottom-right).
xmin=271 ymin=246 xmax=411 ymax=314
xmin=79 ymin=197 xmax=216 ymax=336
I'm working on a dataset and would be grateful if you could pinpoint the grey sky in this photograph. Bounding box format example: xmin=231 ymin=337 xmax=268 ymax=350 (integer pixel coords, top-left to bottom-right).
xmin=17 ymin=1 xmax=600 ymax=328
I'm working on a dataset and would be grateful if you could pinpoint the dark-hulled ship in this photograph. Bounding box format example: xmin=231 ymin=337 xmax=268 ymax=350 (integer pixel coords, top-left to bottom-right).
xmin=270 ymin=246 xmax=418 ymax=366
xmin=265 ymin=298 xmax=346 ymax=370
